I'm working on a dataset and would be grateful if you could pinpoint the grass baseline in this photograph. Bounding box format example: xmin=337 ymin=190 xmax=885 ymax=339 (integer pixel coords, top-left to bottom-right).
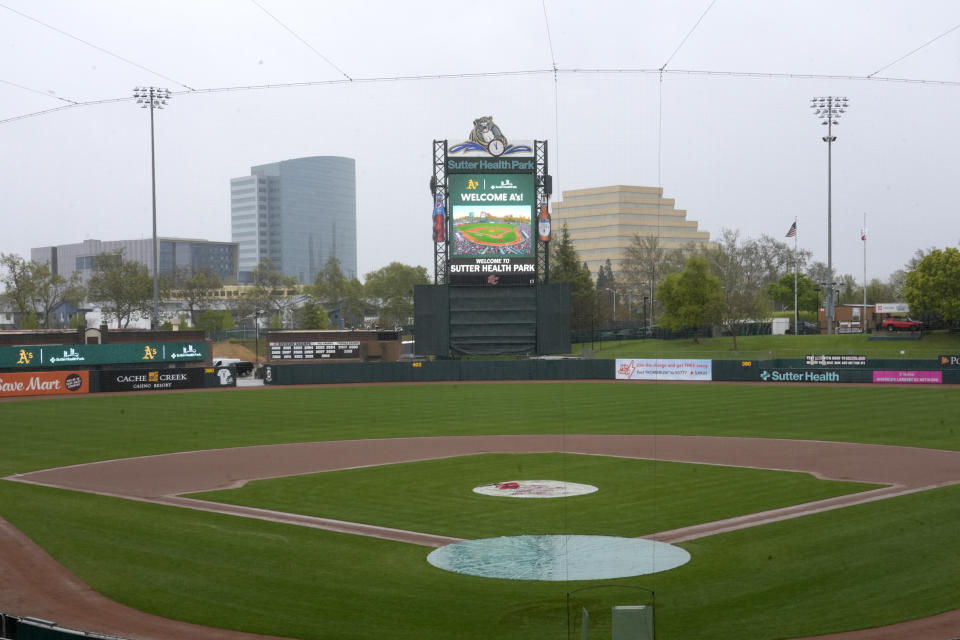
xmin=1 ymin=382 xmax=959 ymax=639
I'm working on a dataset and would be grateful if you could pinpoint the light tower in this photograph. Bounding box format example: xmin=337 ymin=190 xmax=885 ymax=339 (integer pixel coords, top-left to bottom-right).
xmin=810 ymin=96 xmax=849 ymax=335
xmin=133 ymin=86 xmax=172 ymax=329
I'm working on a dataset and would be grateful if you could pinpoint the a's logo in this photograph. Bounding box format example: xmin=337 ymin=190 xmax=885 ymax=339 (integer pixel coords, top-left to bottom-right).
xmin=760 ymin=370 xmax=771 ymax=381
xmin=142 ymin=346 xmax=157 ymax=360
xmin=466 ymin=179 xmax=479 ymax=190
xmin=16 ymin=349 xmax=33 ymax=365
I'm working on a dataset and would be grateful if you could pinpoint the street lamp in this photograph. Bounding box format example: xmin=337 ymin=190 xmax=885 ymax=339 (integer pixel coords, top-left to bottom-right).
xmin=254 ymin=309 xmax=262 ymax=373
xmin=603 ymin=288 xmax=616 ymax=323
xmin=133 ymin=86 xmax=172 ymax=329
xmin=810 ymin=96 xmax=850 ymax=335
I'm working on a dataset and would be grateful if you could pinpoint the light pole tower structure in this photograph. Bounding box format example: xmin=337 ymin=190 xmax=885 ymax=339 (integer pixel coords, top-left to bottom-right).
xmin=810 ymin=96 xmax=849 ymax=335
xmin=133 ymin=86 xmax=172 ymax=329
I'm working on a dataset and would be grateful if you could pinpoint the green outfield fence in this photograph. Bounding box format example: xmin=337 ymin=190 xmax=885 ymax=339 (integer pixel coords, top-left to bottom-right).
xmin=1 ymin=611 xmax=133 ymax=640
xmin=262 ymin=357 xmax=960 ymax=385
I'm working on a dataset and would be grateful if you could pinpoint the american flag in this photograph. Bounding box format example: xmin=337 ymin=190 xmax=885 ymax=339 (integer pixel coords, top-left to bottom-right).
xmin=785 ymin=221 xmax=797 ymax=238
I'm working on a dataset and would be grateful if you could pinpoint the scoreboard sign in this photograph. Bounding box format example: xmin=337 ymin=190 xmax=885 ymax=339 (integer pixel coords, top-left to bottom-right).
xmin=447 ymin=173 xmax=536 ymax=285
xmin=442 ymin=117 xmax=541 ymax=286
xmin=269 ymin=341 xmax=361 ymax=360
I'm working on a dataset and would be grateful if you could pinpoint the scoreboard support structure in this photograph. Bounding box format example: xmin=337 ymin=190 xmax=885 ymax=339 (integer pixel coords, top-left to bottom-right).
xmin=417 ymin=130 xmax=568 ymax=357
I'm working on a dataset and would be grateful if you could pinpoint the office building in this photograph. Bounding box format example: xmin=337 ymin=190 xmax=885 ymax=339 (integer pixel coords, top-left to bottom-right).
xmin=231 ymin=156 xmax=357 ymax=284
xmin=551 ymin=185 xmax=712 ymax=275
xmin=31 ymin=237 xmax=239 ymax=284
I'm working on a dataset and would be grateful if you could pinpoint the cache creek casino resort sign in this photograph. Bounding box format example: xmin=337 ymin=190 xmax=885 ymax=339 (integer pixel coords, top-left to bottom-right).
xmin=438 ymin=117 xmax=550 ymax=286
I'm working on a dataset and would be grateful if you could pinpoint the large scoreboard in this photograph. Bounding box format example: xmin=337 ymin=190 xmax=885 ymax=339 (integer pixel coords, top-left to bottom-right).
xmin=436 ymin=118 xmax=549 ymax=286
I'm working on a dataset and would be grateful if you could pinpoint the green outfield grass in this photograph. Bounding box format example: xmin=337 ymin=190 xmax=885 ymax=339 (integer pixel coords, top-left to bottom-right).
xmin=457 ymin=221 xmax=521 ymax=245
xmin=190 ymin=453 xmax=878 ymax=539
xmin=1 ymin=383 xmax=959 ymax=639
xmin=574 ymin=329 xmax=960 ymax=360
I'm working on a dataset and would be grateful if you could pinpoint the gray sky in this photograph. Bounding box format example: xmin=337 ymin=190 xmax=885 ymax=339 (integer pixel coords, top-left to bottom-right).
xmin=1 ymin=0 xmax=958 ymax=284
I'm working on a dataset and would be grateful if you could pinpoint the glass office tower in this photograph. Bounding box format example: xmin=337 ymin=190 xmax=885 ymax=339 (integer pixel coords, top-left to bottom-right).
xmin=231 ymin=156 xmax=357 ymax=284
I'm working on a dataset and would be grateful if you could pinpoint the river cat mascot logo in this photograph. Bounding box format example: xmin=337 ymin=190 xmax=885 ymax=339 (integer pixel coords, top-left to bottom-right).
xmin=469 ymin=116 xmax=508 ymax=156
xmin=448 ymin=117 xmax=532 ymax=156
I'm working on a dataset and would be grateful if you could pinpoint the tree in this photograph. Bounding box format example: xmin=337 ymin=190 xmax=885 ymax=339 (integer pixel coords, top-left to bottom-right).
xmin=836 ymin=273 xmax=860 ymax=305
xmin=738 ymin=232 xmax=812 ymax=288
xmin=806 ymin=261 xmax=832 ymax=287
xmin=363 ymin=262 xmax=429 ymax=328
xmin=0 ymin=253 xmax=84 ymax=328
xmin=240 ymin=259 xmax=300 ymax=328
xmin=905 ymin=247 xmax=960 ymax=324
xmin=196 ymin=309 xmax=234 ymax=334
xmin=767 ymin=272 xmax=818 ymax=315
xmin=86 ymin=252 xmax=157 ymax=328
xmin=620 ymin=234 xmax=686 ymax=324
xmin=595 ymin=259 xmax=617 ymax=325
xmin=549 ymin=224 xmax=594 ymax=333
xmin=657 ymin=255 xmax=724 ymax=343
xmin=310 ymin=256 xmax=365 ymax=328
xmin=693 ymin=230 xmax=772 ymax=348
xmin=295 ymin=300 xmax=331 ymax=329
xmin=178 ymin=268 xmax=222 ymax=327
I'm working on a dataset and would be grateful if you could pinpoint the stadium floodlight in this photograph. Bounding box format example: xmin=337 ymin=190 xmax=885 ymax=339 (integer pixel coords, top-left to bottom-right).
xmin=810 ymin=96 xmax=850 ymax=335
xmin=133 ymin=86 xmax=173 ymax=329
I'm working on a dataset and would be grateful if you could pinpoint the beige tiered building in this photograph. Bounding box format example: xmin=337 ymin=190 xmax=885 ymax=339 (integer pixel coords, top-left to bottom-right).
xmin=551 ymin=185 xmax=712 ymax=275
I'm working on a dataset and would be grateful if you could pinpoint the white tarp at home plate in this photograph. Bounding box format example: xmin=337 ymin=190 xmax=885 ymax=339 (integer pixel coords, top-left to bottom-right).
xmin=616 ymin=358 xmax=713 ymax=381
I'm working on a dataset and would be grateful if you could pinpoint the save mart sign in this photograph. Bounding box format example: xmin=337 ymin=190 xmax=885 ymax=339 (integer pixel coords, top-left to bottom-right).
xmin=0 ymin=342 xmax=209 ymax=368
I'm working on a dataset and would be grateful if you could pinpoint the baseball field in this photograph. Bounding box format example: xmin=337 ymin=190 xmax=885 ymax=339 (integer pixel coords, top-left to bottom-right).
xmin=2 ymin=382 xmax=959 ymax=639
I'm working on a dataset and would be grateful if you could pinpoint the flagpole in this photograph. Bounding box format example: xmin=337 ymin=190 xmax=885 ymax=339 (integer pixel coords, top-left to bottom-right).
xmin=794 ymin=217 xmax=799 ymax=335
xmin=862 ymin=212 xmax=867 ymax=333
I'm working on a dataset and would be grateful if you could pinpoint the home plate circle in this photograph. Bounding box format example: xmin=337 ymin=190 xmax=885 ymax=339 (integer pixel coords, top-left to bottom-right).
xmin=473 ymin=480 xmax=597 ymax=498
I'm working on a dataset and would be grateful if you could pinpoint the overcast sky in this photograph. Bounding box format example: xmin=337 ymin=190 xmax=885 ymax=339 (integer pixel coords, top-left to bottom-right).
xmin=1 ymin=0 xmax=957 ymax=284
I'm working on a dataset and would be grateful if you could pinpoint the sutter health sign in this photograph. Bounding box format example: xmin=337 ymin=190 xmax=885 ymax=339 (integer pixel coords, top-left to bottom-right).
xmin=759 ymin=369 xmax=839 ymax=383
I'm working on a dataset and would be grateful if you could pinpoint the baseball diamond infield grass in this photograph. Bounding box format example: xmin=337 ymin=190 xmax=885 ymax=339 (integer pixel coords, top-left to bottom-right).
xmin=189 ymin=454 xmax=879 ymax=539
xmin=1 ymin=383 xmax=959 ymax=639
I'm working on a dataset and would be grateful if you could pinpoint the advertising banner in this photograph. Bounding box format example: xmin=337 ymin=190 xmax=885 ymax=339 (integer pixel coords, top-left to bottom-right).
xmin=873 ymin=370 xmax=942 ymax=384
xmin=616 ymin=359 xmax=713 ymax=381
xmin=99 ymin=367 xmax=210 ymax=392
xmin=447 ymin=173 xmax=536 ymax=285
xmin=939 ymin=355 xmax=960 ymax=367
xmin=875 ymin=303 xmax=909 ymax=314
xmin=759 ymin=369 xmax=840 ymax=383
xmin=0 ymin=370 xmax=89 ymax=398
xmin=805 ymin=355 xmax=867 ymax=366
xmin=0 ymin=342 xmax=208 ymax=369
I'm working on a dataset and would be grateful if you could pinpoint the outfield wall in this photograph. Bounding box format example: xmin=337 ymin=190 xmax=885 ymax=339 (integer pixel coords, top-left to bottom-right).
xmin=261 ymin=357 xmax=960 ymax=386
xmin=0 ymin=610 xmax=132 ymax=640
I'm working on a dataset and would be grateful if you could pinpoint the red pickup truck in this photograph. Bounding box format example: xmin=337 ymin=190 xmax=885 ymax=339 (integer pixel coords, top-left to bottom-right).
xmin=881 ymin=317 xmax=922 ymax=332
